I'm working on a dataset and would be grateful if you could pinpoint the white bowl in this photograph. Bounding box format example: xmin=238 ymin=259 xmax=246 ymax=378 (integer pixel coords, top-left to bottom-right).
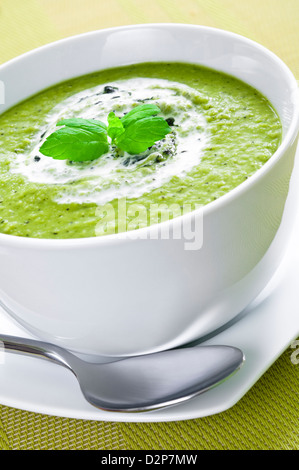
xmin=0 ymin=24 xmax=298 ymax=357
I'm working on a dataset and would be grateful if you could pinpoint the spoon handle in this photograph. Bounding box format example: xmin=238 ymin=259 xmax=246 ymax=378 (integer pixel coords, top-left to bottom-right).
xmin=0 ymin=333 xmax=75 ymax=371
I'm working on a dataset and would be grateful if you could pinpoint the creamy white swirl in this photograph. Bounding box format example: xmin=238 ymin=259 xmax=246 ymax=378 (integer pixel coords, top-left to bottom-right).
xmin=10 ymin=78 xmax=209 ymax=204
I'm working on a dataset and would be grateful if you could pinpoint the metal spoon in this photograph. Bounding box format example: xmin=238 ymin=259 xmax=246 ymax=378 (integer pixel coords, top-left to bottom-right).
xmin=0 ymin=334 xmax=244 ymax=412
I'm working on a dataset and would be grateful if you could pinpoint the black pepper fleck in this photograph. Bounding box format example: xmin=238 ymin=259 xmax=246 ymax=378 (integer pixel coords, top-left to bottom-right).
xmin=166 ymin=117 xmax=175 ymax=126
xmin=103 ymin=86 xmax=118 ymax=94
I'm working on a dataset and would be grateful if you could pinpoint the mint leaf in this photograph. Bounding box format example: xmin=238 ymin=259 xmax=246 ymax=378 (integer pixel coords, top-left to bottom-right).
xmin=116 ymin=115 xmax=171 ymax=154
xmin=57 ymin=118 xmax=107 ymax=132
xmin=40 ymin=119 xmax=109 ymax=161
xmin=107 ymin=112 xmax=125 ymax=142
xmin=120 ymin=104 xmax=161 ymax=128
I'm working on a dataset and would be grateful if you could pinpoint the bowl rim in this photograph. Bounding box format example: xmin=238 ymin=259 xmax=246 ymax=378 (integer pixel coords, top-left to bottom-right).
xmin=0 ymin=22 xmax=298 ymax=248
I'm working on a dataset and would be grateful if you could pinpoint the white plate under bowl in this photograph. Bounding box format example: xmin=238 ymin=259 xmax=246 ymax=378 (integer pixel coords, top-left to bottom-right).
xmin=0 ymin=149 xmax=299 ymax=423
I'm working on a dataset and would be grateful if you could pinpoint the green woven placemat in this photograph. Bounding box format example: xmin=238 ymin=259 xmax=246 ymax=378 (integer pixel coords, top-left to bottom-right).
xmin=0 ymin=0 xmax=298 ymax=450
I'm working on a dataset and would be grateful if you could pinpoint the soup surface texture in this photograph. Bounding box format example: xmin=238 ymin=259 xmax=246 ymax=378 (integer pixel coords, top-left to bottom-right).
xmin=0 ymin=62 xmax=282 ymax=239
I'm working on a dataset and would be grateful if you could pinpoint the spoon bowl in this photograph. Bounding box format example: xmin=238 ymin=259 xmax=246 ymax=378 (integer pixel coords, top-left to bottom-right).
xmin=0 ymin=334 xmax=244 ymax=412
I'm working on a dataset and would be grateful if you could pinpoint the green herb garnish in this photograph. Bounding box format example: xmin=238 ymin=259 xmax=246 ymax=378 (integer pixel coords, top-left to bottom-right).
xmin=39 ymin=104 xmax=172 ymax=162
xmin=39 ymin=118 xmax=109 ymax=162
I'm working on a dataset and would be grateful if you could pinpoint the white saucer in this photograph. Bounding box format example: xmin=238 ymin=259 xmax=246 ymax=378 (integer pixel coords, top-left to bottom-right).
xmin=1 ymin=155 xmax=299 ymax=423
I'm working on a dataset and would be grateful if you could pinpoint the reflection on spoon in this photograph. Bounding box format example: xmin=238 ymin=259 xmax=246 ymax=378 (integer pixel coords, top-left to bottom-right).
xmin=0 ymin=334 xmax=244 ymax=412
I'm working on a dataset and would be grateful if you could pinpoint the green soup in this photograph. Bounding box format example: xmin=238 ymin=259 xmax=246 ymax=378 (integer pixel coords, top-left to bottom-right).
xmin=0 ymin=62 xmax=282 ymax=239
